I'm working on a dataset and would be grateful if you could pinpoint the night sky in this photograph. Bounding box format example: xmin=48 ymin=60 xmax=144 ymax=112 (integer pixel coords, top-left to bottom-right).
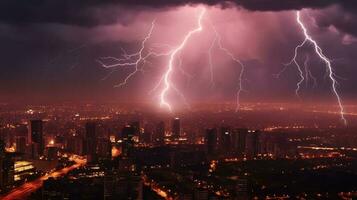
xmin=0 ymin=0 xmax=357 ymax=107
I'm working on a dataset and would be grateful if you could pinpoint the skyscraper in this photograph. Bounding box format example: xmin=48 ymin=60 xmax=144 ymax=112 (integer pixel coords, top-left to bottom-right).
xmin=155 ymin=121 xmax=165 ymax=145
xmin=0 ymin=140 xmax=14 ymax=192
xmin=172 ymin=118 xmax=181 ymax=139
xmin=236 ymin=128 xmax=248 ymax=155
xmin=15 ymin=136 xmax=26 ymax=154
xmin=28 ymin=120 xmax=44 ymax=158
xmin=85 ymin=122 xmax=96 ymax=139
xmin=141 ymin=124 xmax=153 ymax=144
xmin=130 ymin=121 xmax=140 ymax=136
xmin=121 ymin=125 xmax=135 ymax=157
xmin=205 ymin=128 xmax=217 ymax=155
xmin=97 ymin=138 xmax=112 ymax=158
xmin=219 ymin=127 xmax=231 ymax=153
xmin=85 ymin=122 xmax=97 ymax=163
xmin=66 ymin=136 xmax=84 ymax=155
xmin=245 ymin=130 xmax=261 ymax=159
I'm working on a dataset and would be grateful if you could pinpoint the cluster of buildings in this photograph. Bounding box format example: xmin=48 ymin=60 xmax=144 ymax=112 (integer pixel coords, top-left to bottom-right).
xmin=2 ymin=113 xmax=346 ymax=199
xmin=25 ymin=117 xmax=299 ymax=199
xmin=0 ymin=137 xmax=40 ymax=193
xmin=205 ymin=127 xmax=294 ymax=159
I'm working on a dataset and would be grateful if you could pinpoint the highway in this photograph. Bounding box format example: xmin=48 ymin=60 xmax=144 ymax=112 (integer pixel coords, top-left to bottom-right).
xmin=1 ymin=156 xmax=86 ymax=200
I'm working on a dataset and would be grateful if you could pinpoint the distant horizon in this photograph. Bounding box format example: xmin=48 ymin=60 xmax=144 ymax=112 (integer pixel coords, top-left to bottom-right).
xmin=2 ymin=99 xmax=357 ymax=107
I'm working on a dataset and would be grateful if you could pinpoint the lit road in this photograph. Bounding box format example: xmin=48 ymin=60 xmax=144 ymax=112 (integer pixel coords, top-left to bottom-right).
xmin=143 ymin=175 xmax=172 ymax=200
xmin=1 ymin=156 xmax=86 ymax=200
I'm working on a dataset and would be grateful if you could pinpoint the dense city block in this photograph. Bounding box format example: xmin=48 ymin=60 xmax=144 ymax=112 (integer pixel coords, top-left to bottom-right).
xmin=0 ymin=103 xmax=356 ymax=199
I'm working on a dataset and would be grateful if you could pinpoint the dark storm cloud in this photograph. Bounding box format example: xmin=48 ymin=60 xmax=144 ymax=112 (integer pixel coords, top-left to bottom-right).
xmin=1 ymin=0 xmax=357 ymax=104
xmin=313 ymin=6 xmax=357 ymax=37
xmin=1 ymin=0 xmax=357 ymax=27
xmin=0 ymin=0 xmax=126 ymax=27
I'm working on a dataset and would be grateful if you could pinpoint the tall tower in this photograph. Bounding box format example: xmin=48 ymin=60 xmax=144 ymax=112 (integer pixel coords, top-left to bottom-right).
xmin=155 ymin=121 xmax=165 ymax=145
xmin=236 ymin=128 xmax=248 ymax=155
xmin=172 ymin=118 xmax=181 ymax=139
xmin=130 ymin=121 xmax=140 ymax=136
xmin=85 ymin=122 xmax=96 ymax=139
xmin=0 ymin=140 xmax=14 ymax=191
xmin=245 ymin=130 xmax=260 ymax=159
xmin=121 ymin=125 xmax=135 ymax=157
xmin=220 ymin=127 xmax=231 ymax=153
xmin=205 ymin=128 xmax=217 ymax=155
xmin=28 ymin=120 xmax=44 ymax=158
xmin=85 ymin=122 xmax=97 ymax=163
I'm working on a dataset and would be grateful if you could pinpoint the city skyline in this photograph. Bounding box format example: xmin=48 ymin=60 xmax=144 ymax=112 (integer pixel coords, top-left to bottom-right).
xmin=0 ymin=104 xmax=356 ymax=199
xmin=0 ymin=1 xmax=357 ymax=200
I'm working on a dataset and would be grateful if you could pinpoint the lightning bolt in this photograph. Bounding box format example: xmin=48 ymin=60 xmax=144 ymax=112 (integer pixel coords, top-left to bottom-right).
xmin=303 ymin=54 xmax=310 ymax=87
xmin=99 ymin=7 xmax=344 ymax=122
xmin=97 ymin=21 xmax=173 ymax=87
xmin=286 ymin=11 xmax=347 ymax=125
xmin=303 ymin=54 xmax=318 ymax=88
xmin=211 ymin=25 xmax=246 ymax=112
xmin=176 ymin=53 xmax=194 ymax=84
xmin=286 ymin=36 xmax=306 ymax=97
xmin=208 ymin=36 xmax=217 ymax=88
xmin=159 ymin=8 xmax=206 ymax=111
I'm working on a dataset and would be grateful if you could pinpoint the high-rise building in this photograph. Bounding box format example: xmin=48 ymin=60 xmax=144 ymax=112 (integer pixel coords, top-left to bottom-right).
xmin=0 ymin=140 xmax=14 ymax=192
xmin=15 ymin=136 xmax=26 ymax=154
xmin=236 ymin=128 xmax=248 ymax=155
xmin=130 ymin=121 xmax=140 ymax=136
xmin=122 ymin=125 xmax=135 ymax=140
xmin=142 ymin=131 xmax=152 ymax=144
xmin=45 ymin=147 xmax=58 ymax=160
xmin=245 ymin=130 xmax=261 ymax=159
xmin=85 ymin=122 xmax=96 ymax=139
xmin=97 ymin=138 xmax=112 ymax=158
xmin=155 ymin=121 xmax=165 ymax=145
xmin=0 ymin=140 xmax=5 ymax=191
xmin=258 ymin=132 xmax=268 ymax=155
xmin=172 ymin=118 xmax=181 ymax=139
xmin=205 ymin=128 xmax=217 ymax=155
xmin=85 ymin=122 xmax=97 ymax=163
xmin=28 ymin=120 xmax=44 ymax=158
xmin=141 ymin=124 xmax=153 ymax=144
xmin=220 ymin=127 xmax=231 ymax=153
xmin=121 ymin=125 xmax=135 ymax=157
xmin=194 ymin=187 xmax=209 ymax=200
xmin=14 ymin=161 xmax=35 ymax=182
xmin=66 ymin=136 xmax=84 ymax=155
xmin=114 ymin=173 xmax=143 ymax=199
xmin=236 ymin=179 xmax=249 ymax=199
